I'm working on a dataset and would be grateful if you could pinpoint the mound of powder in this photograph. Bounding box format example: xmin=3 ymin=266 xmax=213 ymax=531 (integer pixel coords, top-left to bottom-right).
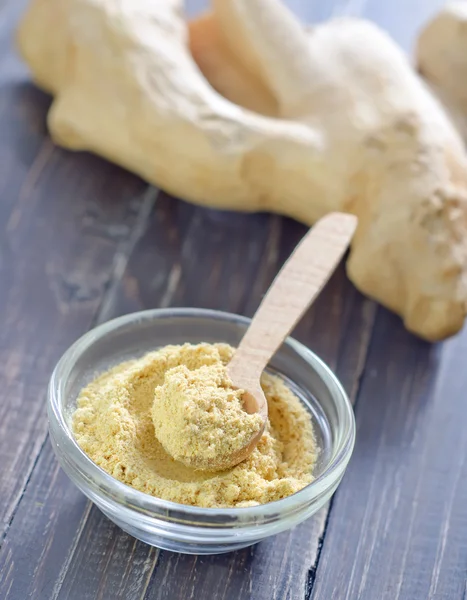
xmin=72 ymin=343 xmax=318 ymax=508
xmin=152 ymin=362 xmax=263 ymax=470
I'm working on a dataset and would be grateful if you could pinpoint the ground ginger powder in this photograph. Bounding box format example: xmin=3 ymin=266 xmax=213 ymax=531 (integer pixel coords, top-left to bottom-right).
xmin=152 ymin=362 xmax=264 ymax=469
xmin=72 ymin=343 xmax=317 ymax=508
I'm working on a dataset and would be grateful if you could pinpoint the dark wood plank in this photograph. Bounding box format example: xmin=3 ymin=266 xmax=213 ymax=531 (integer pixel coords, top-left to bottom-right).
xmin=0 ymin=137 xmax=149 ymax=535
xmin=137 ymin=248 xmax=375 ymax=600
xmin=0 ymin=194 xmax=375 ymax=600
xmin=143 ymin=522 xmax=324 ymax=600
xmin=0 ymin=0 xmax=150 ymax=540
xmin=0 ymin=0 xmax=367 ymax=597
xmin=0 ymin=0 xmax=455 ymax=599
xmin=306 ymin=1 xmax=467 ymax=598
xmin=310 ymin=310 xmax=467 ymax=600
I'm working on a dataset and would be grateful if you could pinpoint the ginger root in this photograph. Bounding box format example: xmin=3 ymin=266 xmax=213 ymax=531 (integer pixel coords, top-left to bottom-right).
xmin=417 ymin=3 xmax=467 ymax=141
xmin=17 ymin=0 xmax=467 ymax=340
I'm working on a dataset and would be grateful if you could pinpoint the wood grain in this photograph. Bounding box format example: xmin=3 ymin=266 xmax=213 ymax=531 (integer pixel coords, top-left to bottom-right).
xmin=0 ymin=2 xmax=149 ymax=541
xmin=138 ymin=247 xmax=375 ymax=600
xmin=0 ymin=133 xmax=148 ymax=535
xmin=228 ymin=213 xmax=357 ymax=391
xmin=0 ymin=199 xmax=375 ymax=600
xmin=310 ymin=310 xmax=467 ymax=600
xmin=0 ymin=0 xmax=462 ymax=599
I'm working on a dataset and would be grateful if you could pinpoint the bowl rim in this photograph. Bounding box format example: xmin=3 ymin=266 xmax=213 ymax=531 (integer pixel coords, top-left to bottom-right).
xmin=48 ymin=307 xmax=355 ymax=520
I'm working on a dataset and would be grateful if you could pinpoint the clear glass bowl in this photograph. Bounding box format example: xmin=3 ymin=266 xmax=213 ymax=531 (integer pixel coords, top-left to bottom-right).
xmin=48 ymin=308 xmax=355 ymax=555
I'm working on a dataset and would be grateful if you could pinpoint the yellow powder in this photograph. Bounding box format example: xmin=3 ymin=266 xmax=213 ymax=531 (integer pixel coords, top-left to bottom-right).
xmin=152 ymin=362 xmax=263 ymax=470
xmin=72 ymin=343 xmax=318 ymax=508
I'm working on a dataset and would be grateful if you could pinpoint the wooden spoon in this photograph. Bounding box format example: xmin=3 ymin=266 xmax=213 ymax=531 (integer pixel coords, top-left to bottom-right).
xmin=223 ymin=212 xmax=357 ymax=469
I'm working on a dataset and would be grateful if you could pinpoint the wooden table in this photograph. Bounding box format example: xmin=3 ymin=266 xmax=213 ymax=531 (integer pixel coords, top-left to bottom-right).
xmin=1 ymin=1 xmax=466 ymax=598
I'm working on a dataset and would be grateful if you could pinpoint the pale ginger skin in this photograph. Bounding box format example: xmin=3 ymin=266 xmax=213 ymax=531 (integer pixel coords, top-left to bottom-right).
xmin=417 ymin=3 xmax=467 ymax=141
xmin=17 ymin=0 xmax=467 ymax=340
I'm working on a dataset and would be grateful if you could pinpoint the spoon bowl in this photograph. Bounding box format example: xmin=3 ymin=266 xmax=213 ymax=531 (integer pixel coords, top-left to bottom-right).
xmin=48 ymin=307 xmax=356 ymax=553
xmin=205 ymin=212 xmax=357 ymax=471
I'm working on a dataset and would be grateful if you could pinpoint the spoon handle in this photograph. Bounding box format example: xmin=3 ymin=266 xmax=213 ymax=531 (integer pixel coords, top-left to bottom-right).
xmin=228 ymin=212 xmax=357 ymax=380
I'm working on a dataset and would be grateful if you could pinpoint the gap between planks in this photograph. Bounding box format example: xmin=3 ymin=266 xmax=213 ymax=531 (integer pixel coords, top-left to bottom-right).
xmin=93 ymin=186 xmax=160 ymax=325
xmin=2 ymin=204 xmax=378 ymax=600
xmin=0 ymin=183 xmax=158 ymax=551
xmin=304 ymin=300 xmax=377 ymax=600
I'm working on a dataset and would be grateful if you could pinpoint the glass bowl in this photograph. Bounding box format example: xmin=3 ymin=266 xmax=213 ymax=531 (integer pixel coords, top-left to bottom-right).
xmin=48 ymin=308 xmax=355 ymax=555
